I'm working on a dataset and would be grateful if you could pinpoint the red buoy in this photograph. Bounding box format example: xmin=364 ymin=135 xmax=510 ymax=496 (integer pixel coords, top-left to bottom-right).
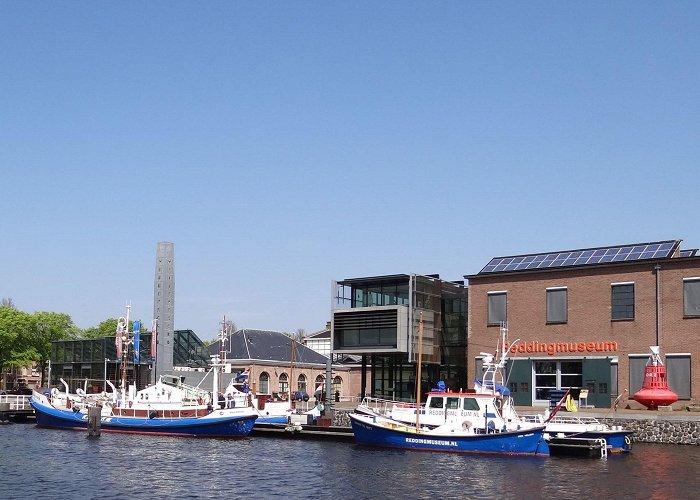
xmin=633 ymin=346 xmax=678 ymax=409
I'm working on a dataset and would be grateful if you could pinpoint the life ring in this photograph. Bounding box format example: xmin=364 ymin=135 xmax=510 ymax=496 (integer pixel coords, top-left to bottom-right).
xmin=624 ymin=436 xmax=631 ymax=446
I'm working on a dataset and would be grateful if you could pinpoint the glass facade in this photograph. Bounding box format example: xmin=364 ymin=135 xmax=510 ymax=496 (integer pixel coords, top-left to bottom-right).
xmin=334 ymin=274 xmax=467 ymax=402
xmin=50 ymin=329 xmax=207 ymax=392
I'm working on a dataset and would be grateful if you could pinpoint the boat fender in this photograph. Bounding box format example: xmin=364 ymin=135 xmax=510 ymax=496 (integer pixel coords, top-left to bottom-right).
xmin=149 ymin=410 xmax=157 ymax=419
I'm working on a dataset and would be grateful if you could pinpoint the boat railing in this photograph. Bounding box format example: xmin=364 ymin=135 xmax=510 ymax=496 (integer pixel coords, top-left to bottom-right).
xmin=358 ymin=396 xmax=412 ymax=416
xmin=0 ymin=394 xmax=32 ymax=411
xmin=519 ymin=413 xmax=603 ymax=426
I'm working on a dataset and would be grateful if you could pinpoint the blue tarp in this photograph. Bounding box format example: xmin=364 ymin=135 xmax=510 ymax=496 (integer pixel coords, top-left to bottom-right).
xmin=475 ymin=379 xmax=510 ymax=397
xmin=432 ymin=380 xmax=447 ymax=392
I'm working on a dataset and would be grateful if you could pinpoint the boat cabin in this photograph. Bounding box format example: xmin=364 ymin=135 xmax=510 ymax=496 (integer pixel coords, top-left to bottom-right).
xmin=389 ymin=391 xmax=513 ymax=432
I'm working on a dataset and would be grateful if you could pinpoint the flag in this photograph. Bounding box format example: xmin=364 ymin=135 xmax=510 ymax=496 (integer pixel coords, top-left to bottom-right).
xmin=133 ymin=320 xmax=140 ymax=364
xmin=235 ymin=367 xmax=250 ymax=382
xmin=116 ymin=323 xmax=123 ymax=359
xmin=151 ymin=319 xmax=157 ymax=361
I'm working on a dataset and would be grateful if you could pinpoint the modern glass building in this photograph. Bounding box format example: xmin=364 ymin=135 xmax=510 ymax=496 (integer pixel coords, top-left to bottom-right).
xmin=332 ymin=274 xmax=467 ymax=401
xmin=49 ymin=330 xmax=208 ymax=393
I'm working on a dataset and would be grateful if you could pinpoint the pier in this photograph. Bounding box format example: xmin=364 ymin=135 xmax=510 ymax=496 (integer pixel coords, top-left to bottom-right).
xmin=0 ymin=394 xmax=34 ymax=423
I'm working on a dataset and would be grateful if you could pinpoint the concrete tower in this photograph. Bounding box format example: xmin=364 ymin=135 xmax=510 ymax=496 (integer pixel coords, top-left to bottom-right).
xmin=153 ymin=241 xmax=175 ymax=381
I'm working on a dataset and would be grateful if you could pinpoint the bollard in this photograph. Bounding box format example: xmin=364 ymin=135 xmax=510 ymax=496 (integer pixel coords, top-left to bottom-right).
xmin=0 ymin=402 xmax=10 ymax=423
xmin=87 ymin=406 xmax=102 ymax=437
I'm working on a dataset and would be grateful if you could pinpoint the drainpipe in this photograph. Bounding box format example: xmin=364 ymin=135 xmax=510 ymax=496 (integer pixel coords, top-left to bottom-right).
xmin=655 ymin=264 xmax=662 ymax=346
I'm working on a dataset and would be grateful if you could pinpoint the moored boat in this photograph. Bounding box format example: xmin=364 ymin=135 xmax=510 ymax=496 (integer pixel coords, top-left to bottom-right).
xmin=31 ymin=308 xmax=258 ymax=438
xmin=349 ymin=411 xmax=549 ymax=456
xmin=30 ymin=389 xmax=257 ymax=437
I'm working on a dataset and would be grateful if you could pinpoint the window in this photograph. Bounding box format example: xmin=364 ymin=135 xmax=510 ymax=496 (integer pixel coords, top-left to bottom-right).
xmin=628 ymin=356 xmax=647 ymax=395
xmin=332 ymin=376 xmax=343 ymax=397
xmin=429 ymin=397 xmax=444 ymax=409
xmin=297 ymin=374 xmax=307 ymax=392
xmin=612 ymin=283 xmax=635 ymax=320
xmin=446 ymin=397 xmax=460 ymax=410
xmin=684 ymin=278 xmax=700 ymax=317
xmin=546 ymin=287 xmax=568 ymax=323
xmin=278 ymin=373 xmax=288 ymax=394
xmin=487 ymin=292 xmax=507 ymax=325
xmin=667 ymin=354 xmax=691 ymax=399
xmin=259 ymin=372 xmax=270 ymax=394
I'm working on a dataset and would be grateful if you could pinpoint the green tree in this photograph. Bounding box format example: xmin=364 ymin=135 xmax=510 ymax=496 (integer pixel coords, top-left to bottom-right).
xmin=81 ymin=318 xmax=150 ymax=339
xmin=30 ymin=311 xmax=78 ymax=387
xmin=0 ymin=306 xmax=37 ymax=389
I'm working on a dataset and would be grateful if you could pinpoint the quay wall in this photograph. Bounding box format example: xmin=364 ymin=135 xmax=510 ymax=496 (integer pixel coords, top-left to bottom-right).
xmin=330 ymin=408 xmax=700 ymax=445
xmin=603 ymin=416 xmax=700 ymax=445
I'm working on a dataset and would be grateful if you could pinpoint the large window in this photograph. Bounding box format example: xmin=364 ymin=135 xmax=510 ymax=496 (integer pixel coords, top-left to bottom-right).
xmin=546 ymin=287 xmax=568 ymax=324
xmin=487 ymin=292 xmax=507 ymax=325
xmin=684 ymin=278 xmax=700 ymax=317
xmin=259 ymin=372 xmax=270 ymax=394
xmin=667 ymin=354 xmax=691 ymax=399
xmin=534 ymin=360 xmax=582 ymax=401
xmin=612 ymin=283 xmax=635 ymax=320
xmin=278 ymin=373 xmax=289 ymax=394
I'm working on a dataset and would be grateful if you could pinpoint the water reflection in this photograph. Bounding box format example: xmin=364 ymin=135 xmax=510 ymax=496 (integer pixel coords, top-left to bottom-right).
xmin=2 ymin=424 xmax=699 ymax=500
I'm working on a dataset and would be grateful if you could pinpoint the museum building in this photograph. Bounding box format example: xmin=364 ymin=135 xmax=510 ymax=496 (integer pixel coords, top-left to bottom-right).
xmin=465 ymin=239 xmax=700 ymax=408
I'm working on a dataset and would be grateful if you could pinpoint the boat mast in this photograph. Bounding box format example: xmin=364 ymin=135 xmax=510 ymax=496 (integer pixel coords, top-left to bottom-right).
xmin=289 ymin=335 xmax=295 ymax=408
xmin=415 ymin=312 xmax=424 ymax=432
xmin=115 ymin=304 xmax=132 ymax=402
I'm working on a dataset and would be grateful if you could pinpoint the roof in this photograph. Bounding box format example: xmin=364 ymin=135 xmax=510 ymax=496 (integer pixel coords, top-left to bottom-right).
xmin=305 ymin=328 xmax=330 ymax=339
xmin=209 ymin=328 xmax=330 ymax=366
xmin=467 ymin=240 xmax=693 ymax=277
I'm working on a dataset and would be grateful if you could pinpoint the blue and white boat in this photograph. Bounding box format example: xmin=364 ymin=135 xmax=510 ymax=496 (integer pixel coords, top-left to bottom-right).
xmin=351 ymin=316 xmax=549 ymax=456
xmin=350 ymin=409 xmax=549 ymax=456
xmin=30 ymin=389 xmax=257 ymax=437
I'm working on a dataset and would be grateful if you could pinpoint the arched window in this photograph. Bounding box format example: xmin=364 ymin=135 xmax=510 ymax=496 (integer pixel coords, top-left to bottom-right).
xmin=279 ymin=373 xmax=289 ymax=394
xmin=297 ymin=374 xmax=307 ymax=392
xmin=259 ymin=372 xmax=270 ymax=394
xmin=333 ymin=376 xmax=343 ymax=397
xmin=315 ymin=375 xmax=325 ymax=395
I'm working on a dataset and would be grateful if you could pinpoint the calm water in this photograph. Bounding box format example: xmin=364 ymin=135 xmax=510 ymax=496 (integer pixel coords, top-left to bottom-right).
xmin=1 ymin=423 xmax=699 ymax=499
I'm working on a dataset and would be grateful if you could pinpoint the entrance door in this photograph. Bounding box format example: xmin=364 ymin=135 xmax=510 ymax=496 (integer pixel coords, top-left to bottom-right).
xmin=533 ymin=360 xmax=583 ymax=405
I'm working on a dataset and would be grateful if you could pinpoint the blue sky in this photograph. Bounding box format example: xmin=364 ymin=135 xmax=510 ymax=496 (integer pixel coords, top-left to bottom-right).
xmin=2 ymin=2 xmax=699 ymax=340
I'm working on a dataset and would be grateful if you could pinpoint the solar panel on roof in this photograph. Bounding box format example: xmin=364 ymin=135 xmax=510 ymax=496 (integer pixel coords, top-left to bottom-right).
xmin=479 ymin=240 xmax=679 ymax=274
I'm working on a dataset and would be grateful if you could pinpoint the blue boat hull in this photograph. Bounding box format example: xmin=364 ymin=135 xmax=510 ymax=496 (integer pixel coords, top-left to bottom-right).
xmin=31 ymin=400 xmax=257 ymax=438
xmin=350 ymin=414 xmax=549 ymax=456
xmin=566 ymin=430 xmax=633 ymax=453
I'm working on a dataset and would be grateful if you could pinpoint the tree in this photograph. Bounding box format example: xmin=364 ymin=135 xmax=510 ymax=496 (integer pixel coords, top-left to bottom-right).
xmin=30 ymin=311 xmax=78 ymax=387
xmin=293 ymin=328 xmax=306 ymax=342
xmin=1 ymin=298 xmax=15 ymax=309
xmin=81 ymin=318 xmax=149 ymax=339
xmin=0 ymin=306 xmax=37 ymax=389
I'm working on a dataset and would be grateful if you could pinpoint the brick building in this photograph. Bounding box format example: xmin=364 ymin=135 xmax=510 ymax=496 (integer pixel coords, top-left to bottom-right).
xmin=465 ymin=240 xmax=700 ymax=409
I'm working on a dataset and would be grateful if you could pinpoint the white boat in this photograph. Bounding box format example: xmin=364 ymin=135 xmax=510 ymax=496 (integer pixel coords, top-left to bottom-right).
xmin=352 ymin=315 xmax=549 ymax=456
xmin=360 ymin=324 xmax=633 ymax=454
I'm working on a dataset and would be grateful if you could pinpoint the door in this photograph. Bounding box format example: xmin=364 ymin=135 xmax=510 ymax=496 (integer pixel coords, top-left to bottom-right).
xmin=582 ymin=358 xmax=611 ymax=408
xmin=505 ymin=359 xmax=532 ymax=406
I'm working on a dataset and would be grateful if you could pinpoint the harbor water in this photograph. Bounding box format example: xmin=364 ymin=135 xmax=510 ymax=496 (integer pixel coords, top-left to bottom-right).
xmin=1 ymin=423 xmax=699 ymax=499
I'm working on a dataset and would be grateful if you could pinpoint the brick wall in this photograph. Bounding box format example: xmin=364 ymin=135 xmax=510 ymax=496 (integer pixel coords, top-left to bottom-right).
xmin=467 ymin=258 xmax=700 ymax=407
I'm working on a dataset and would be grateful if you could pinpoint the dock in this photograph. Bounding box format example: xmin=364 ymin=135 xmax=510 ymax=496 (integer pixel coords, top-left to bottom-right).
xmin=0 ymin=394 xmax=34 ymax=423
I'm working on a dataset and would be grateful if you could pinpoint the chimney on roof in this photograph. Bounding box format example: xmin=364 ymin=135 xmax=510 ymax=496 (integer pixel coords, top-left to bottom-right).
xmin=326 ymin=321 xmax=331 ymax=330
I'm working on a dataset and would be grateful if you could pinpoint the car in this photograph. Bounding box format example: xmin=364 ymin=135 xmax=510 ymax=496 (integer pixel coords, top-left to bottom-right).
xmin=291 ymin=390 xmax=310 ymax=402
